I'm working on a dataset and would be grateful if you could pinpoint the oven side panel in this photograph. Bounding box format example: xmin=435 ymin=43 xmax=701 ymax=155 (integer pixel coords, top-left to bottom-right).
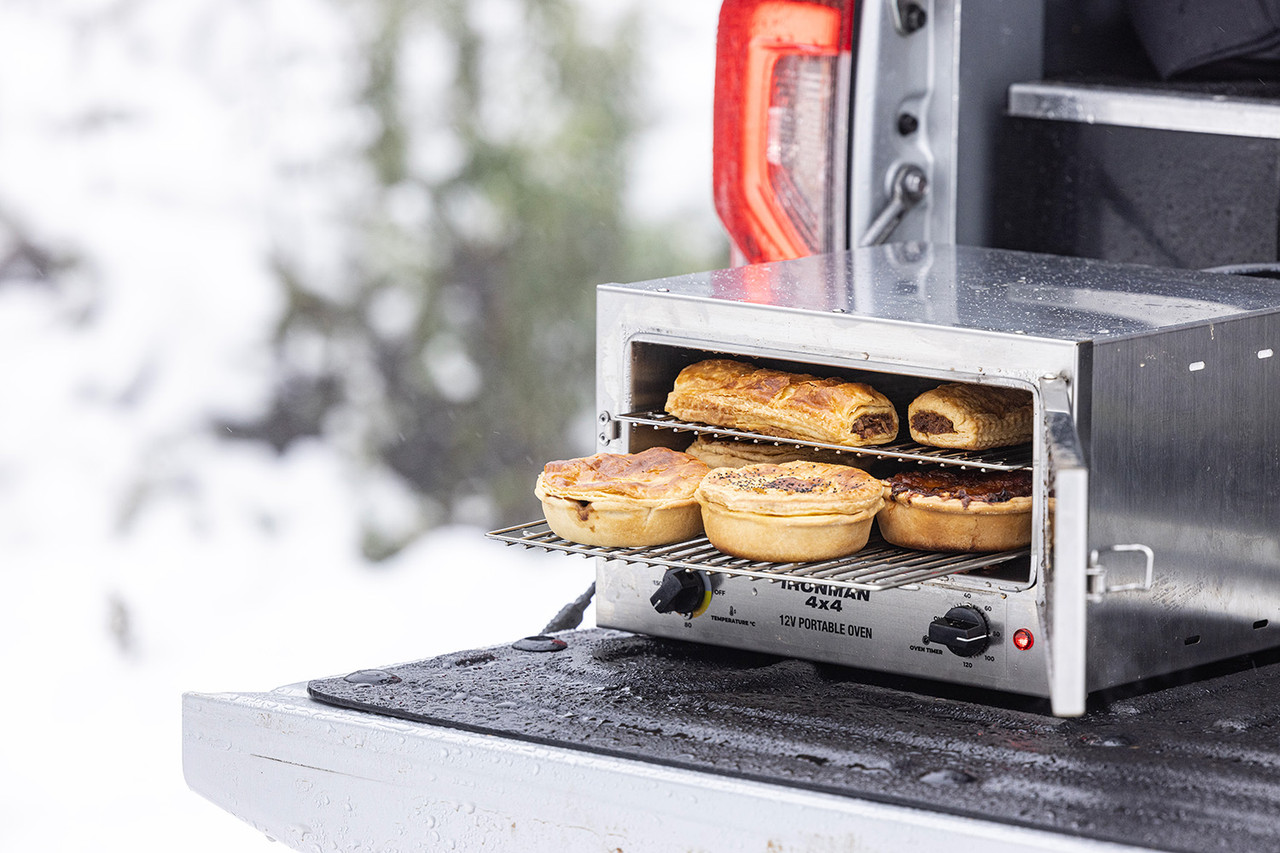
xmin=1085 ymin=312 xmax=1280 ymax=690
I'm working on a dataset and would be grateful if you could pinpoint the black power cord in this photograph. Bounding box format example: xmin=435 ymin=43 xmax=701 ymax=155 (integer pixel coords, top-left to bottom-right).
xmin=540 ymin=582 xmax=596 ymax=634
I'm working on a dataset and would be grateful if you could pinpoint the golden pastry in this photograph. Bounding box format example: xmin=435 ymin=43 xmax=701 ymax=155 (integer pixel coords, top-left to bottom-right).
xmin=684 ymin=435 xmax=866 ymax=469
xmin=876 ymin=467 xmax=1032 ymax=552
xmin=695 ymin=461 xmax=885 ymax=562
xmin=535 ymin=447 xmax=710 ymax=547
xmin=665 ymin=359 xmax=899 ymax=447
xmin=907 ymin=383 xmax=1032 ymax=450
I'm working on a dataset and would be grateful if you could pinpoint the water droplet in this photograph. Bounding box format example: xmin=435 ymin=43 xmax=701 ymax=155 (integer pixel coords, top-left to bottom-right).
xmin=919 ymin=768 xmax=977 ymax=786
xmin=343 ymin=669 xmax=401 ymax=686
xmin=1079 ymin=732 xmax=1135 ymax=748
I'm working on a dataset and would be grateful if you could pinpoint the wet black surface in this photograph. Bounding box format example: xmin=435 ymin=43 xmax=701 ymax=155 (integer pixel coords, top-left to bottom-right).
xmin=308 ymin=629 xmax=1280 ymax=852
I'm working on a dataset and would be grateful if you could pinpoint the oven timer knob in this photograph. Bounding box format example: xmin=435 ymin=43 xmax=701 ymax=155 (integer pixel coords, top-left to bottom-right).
xmin=928 ymin=606 xmax=991 ymax=658
xmin=650 ymin=569 xmax=712 ymax=618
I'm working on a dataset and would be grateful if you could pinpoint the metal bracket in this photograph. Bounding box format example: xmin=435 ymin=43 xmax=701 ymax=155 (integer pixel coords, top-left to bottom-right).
xmin=1086 ymin=544 xmax=1155 ymax=600
xmin=597 ymin=412 xmax=620 ymax=444
xmin=859 ymin=165 xmax=928 ymax=247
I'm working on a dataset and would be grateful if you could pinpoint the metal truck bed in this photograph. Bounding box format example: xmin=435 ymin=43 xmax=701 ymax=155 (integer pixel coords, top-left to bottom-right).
xmin=184 ymin=627 xmax=1280 ymax=852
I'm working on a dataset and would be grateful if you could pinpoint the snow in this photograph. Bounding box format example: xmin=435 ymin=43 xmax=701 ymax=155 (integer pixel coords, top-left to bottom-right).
xmin=0 ymin=1 xmax=718 ymax=850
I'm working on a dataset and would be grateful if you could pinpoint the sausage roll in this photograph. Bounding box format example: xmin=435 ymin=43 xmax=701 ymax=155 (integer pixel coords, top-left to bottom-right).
xmin=907 ymin=383 xmax=1032 ymax=450
xmin=665 ymin=359 xmax=899 ymax=447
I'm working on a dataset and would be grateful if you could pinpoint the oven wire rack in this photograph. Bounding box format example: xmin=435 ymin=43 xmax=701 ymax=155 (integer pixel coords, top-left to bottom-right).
xmin=487 ymin=519 xmax=1030 ymax=593
xmin=613 ymin=410 xmax=1034 ymax=471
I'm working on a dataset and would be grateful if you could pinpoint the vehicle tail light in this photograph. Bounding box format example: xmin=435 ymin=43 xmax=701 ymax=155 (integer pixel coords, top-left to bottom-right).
xmin=714 ymin=0 xmax=855 ymax=264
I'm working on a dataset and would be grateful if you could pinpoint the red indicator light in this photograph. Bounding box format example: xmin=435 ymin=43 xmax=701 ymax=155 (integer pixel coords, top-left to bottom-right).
xmin=1012 ymin=628 xmax=1035 ymax=651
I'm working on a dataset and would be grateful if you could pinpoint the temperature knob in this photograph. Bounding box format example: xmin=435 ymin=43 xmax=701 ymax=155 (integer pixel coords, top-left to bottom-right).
xmin=650 ymin=569 xmax=710 ymax=617
xmin=928 ymin=605 xmax=990 ymax=657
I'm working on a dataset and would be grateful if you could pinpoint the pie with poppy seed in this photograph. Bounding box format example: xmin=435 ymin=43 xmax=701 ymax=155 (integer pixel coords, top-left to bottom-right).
xmin=694 ymin=460 xmax=885 ymax=562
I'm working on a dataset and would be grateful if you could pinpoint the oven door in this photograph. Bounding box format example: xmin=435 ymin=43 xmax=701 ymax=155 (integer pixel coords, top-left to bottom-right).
xmin=1041 ymin=376 xmax=1089 ymax=717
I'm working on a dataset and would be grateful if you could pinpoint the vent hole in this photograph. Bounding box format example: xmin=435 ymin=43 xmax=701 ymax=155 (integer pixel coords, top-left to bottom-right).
xmin=1189 ymin=361 xmax=1206 ymax=372
xmin=1184 ymin=634 xmax=1202 ymax=645
xmin=1260 ymin=348 xmax=1274 ymax=360
xmin=1254 ymin=619 xmax=1269 ymax=629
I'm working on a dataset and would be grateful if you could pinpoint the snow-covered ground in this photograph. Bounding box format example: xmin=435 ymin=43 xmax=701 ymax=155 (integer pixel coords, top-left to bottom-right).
xmin=0 ymin=1 xmax=718 ymax=849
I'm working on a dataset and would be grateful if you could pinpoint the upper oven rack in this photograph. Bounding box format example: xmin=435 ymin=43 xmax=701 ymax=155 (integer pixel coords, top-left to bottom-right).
xmin=613 ymin=410 xmax=1033 ymax=471
xmin=488 ymin=520 xmax=1030 ymax=592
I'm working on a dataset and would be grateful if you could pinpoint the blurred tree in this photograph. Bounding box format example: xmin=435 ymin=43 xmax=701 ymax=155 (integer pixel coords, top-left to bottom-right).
xmin=223 ymin=0 xmax=725 ymax=559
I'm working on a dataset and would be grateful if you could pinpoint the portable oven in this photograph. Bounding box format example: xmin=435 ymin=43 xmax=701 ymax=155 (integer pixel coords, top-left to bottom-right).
xmin=491 ymin=243 xmax=1280 ymax=717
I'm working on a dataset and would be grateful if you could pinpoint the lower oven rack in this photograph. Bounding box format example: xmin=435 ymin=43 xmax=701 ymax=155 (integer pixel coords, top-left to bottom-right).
xmin=487 ymin=520 xmax=1030 ymax=592
xmin=613 ymin=410 xmax=1034 ymax=471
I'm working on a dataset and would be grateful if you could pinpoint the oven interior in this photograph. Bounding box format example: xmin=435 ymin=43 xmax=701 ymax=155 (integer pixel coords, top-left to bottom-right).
xmin=607 ymin=341 xmax=1039 ymax=591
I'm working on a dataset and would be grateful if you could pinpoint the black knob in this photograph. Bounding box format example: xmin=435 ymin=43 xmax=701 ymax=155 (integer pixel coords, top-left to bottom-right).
xmin=928 ymin=606 xmax=990 ymax=657
xmin=650 ymin=569 xmax=707 ymax=615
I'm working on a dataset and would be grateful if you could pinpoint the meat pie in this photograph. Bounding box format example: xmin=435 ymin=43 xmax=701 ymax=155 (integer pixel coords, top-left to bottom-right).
xmin=695 ymin=461 xmax=885 ymax=562
xmin=535 ymin=447 xmax=710 ymax=547
xmin=876 ymin=467 xmax=1033 ymax=552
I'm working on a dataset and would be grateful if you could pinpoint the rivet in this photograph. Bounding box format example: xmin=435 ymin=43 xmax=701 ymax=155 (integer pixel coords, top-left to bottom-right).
xmin=901 ymin=3 xmax=927 ymax=33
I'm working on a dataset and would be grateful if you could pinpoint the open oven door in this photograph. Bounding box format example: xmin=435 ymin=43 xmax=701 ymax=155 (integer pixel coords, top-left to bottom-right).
xmin=1041 ymin=376 xmax=1089 ymax=717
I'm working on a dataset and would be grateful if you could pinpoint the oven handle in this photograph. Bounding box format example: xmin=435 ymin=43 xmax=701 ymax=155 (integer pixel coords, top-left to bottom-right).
xmin=1040 ymin=376 xmax=1089 ymax=718
xmin=1087 ymin=544 xmax=1155 ymax=598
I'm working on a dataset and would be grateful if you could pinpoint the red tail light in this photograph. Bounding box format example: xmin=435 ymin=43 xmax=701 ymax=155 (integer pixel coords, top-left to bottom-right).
xmin=714 ymin=0 xmax=855 ymax=264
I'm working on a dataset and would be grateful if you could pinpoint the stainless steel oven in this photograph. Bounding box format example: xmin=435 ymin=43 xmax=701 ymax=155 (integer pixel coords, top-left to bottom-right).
xmin=491 ymin=243 xmax=1280 ymax=716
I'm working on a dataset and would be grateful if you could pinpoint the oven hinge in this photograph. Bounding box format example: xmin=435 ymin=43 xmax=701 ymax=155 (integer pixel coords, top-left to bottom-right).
xmin=1086 ymin=544 xmax=1155 ymax=601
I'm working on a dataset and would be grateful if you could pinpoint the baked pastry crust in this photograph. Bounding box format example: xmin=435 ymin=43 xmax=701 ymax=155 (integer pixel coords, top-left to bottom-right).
xmin=665 ymin=359 xmax=899 ymax=447
xmin=684 ymin=435 xmax=866 ymax=469
xmin=535 ymin=447 xmax=710 ymax=547
xmin=907 ymin=383 xmax=1032 ymax=450
xmin=695 ymin=461 xmax=885 ymax=562
xmin=876 ymin=468 xmax=1032 ymax=552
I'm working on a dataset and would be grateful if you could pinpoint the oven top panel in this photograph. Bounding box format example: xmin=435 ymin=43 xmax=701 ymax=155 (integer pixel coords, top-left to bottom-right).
xmin=599 ymin=244 xmax=1280 ymax=343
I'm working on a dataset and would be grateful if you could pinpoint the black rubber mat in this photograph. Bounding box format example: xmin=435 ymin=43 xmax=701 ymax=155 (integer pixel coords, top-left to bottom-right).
xmin=309 ymin=628 xmax=1280 ymax=852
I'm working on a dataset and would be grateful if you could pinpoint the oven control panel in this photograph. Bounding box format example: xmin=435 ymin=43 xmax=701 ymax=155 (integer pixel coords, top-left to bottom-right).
xmin=596 ymin=562 xmax=1048 ymax=697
